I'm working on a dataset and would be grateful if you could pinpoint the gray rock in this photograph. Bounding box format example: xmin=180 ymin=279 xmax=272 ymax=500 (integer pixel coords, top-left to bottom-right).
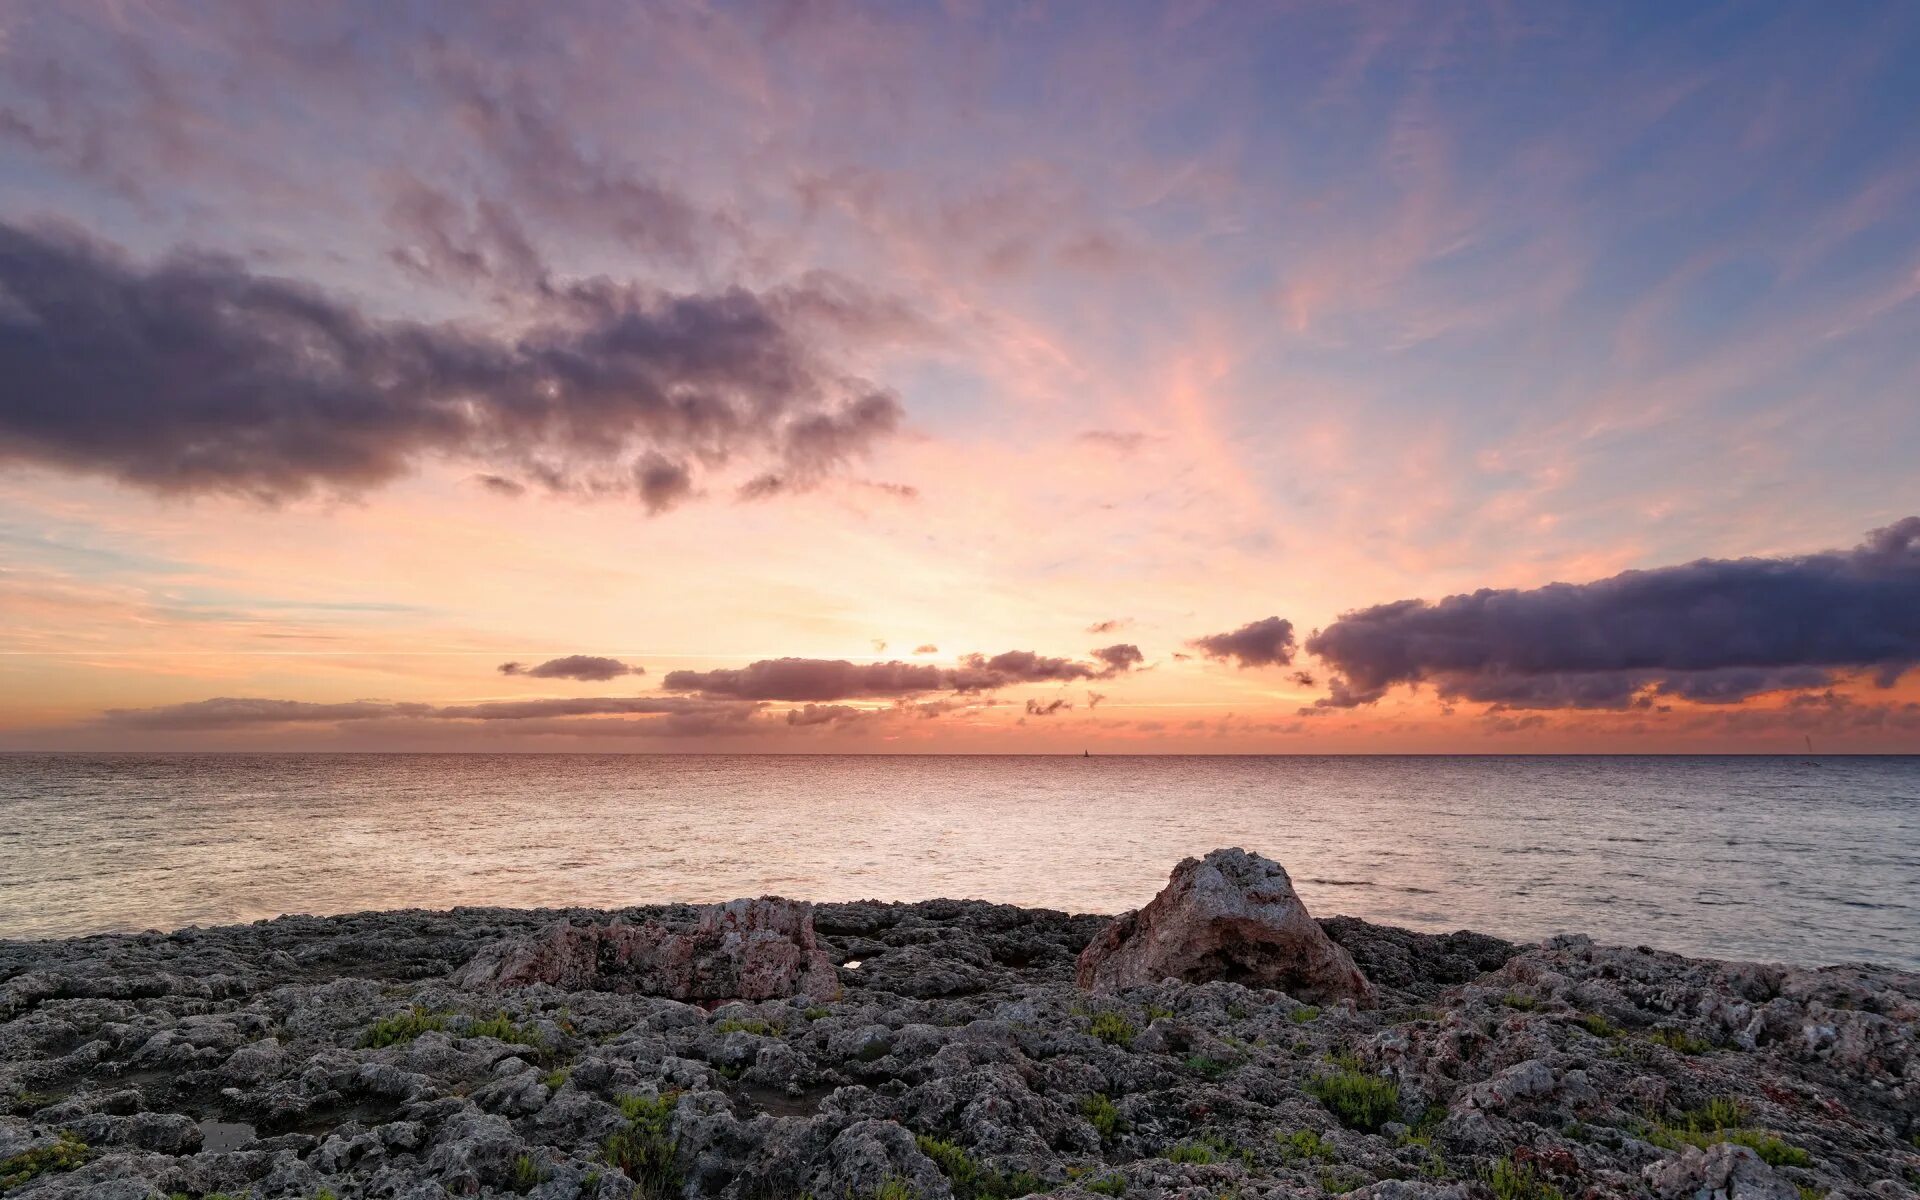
xmin=1077 ymin=848 xmax=1377 ymax=1005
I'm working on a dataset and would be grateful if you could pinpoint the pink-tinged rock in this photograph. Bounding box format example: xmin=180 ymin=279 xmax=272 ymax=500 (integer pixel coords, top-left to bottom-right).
xmin=453 ymin=897 xmax=839 ymax=1002
xmin=1076 ymin=848 xmax=1377 ymax=1006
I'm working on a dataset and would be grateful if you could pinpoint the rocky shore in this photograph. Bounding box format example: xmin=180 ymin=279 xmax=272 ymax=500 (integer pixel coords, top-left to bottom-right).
xmin=2 ymin=849 xmax=1916 ymax=1199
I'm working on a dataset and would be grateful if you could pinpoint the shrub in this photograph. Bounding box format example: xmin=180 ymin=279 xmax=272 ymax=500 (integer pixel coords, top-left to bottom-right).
xmin=1308 ymin=1068 xmax=1401 ymax=1133
xmin=1163 ymin=1142 xmax=1216 ymax=1165
xmin=1485 ymin=1155 xmax=1565 ymax=1200
xmin=1089 ymin=1011 xmax=1137 ymax=1048
xmin=1290 ymin=1005 xmax=1322 ymax=1023
xmin=1184 ymin=1054 xmax=1232 ymax=1079
xmin=1080 ymin=1093 xmax=1121 ymax=1139
xmin=361 ymin=1006 xmax=450 ymax=1048
xmin=1648 ymin=1027 xmax=1712 ymax=1055
xmin=714 ymin=1017 xmax=780 ymax=1036
xmin=1275 ymin=1128 xmax=1335 ymax=1163
xmin=1575 ymin=1013 xmax=1621 ymax=1039
xmin=542 ymin=1067 xmax=571 ymax=1090
xmin=605 ymin=1092 xmax=681 ymax=1200
xmin=1086 ymin=1174 xmax=1126 ymax=1197
xmin=465 ymin=1011 xmax=545 ymax=1049
xmin=511 ymin=1152 xmax=547 ymax=1193
xmin=913 ymin=1135 xmax=1045 ymax=1200
xmin=1727 ymin=1130 xmax=1813 ymax=1168
xmin=0 ymin=1133 xmax=88 ymax=1190
xmin=1644 ymin=1096 xmax=1811 ymax=1167
xmin=1501 ymin=993 xmax=1539 ymax=1011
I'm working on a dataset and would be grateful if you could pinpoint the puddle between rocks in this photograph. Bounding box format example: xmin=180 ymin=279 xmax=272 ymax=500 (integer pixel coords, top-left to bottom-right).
xmin=198 ymin=1119 xmax=256 ymax=1152
xmin=732 ymin=1081 xmax=837 ymax=1118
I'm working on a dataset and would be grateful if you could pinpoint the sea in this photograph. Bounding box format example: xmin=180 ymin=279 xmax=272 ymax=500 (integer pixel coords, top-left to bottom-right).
xmin=2 ymin=753 xmax=1916 ymax=970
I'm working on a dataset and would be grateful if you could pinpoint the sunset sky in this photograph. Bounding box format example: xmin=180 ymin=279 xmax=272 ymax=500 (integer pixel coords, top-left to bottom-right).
xmin=2 ymin=0 xmax=1918 ymax=752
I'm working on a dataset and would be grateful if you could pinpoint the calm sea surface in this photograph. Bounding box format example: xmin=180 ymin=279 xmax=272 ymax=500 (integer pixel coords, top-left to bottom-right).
xmin=2 ymin=754 xmax=1916 ymax=968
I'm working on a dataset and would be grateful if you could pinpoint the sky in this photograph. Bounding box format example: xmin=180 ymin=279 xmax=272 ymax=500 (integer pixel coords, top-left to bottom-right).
xmin=1 ymin=0 xmax=1918 ymax=753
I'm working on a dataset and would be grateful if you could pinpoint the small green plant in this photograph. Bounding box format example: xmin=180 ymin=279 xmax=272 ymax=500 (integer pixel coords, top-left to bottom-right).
xmin=1080 ymin=1093 xmax=1121 ymax=1139
xmin=912 ymin=1135 xmax=1044 ymax=1200
xmin=605 ymin=1092 xmax=681 ymax=1200
xmin=804 ymin=1006 xmax=832 ymax=1020
xmin=1307 ymin=1067 xmax=1401 ymax=1133
xmin=1644 ymin=1096 xmax=1811 ymax=1167
xmin=1501 ymin=993 xmax=1539 ymax=1011
xmin=1163 ymin=1141 xmax=1217 ymax=1165
xmin=543 ymin=1066 xmax=571 ymax=1090
xmin=466 ymin=1010 xmax=545 ymax=1049
xmin=313 ymin=1191 xmax=340 ymax=1200
xmin=511 ymin=1152 xmax=547 ymax=1193
xmin=1316 ymin=1167 xmax=1371 ymax=1192
xmin=1184 ymin=1054 xmax=1232 ymax=1079
xmin=714 ymin=1017 xmax=780 ymax=1036
xmin=1485 ymin=1155 xmax=1565 ymax=1200
xmin=2 ymin=1091 xmax=51 ymax=1116
xmin=361 ymin=1006 xmax=450 ymax=1047
xmin=1289 ymin=1005 xmax=1322 ymax=1023
xmin=1576 ymin=1012 xmax=1621 ymax=1038
xmin=1726 ymin=1130 xmax=1812 ymax=1167
xmin=1 ymin=1132 xmax=88 ymax=1190
xmin=868 ymin=1179 xmax=918 ymax=1200
xmin=1085 ymin=1174 xmax=1125 ymax=1197
xmin=1648 ymin=1027 xmax=1712 ymax=1054
xmin=1089 ymin=1011 xmax=1137 ymax=1048
xmin=1275 ymin=1128 xmax=1335 ymax=1163
xmin=1145 ymin=1004 xmax=1174 ymax=1021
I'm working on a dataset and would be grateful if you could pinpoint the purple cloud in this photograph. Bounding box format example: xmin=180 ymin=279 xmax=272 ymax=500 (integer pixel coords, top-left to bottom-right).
xmin=1307 ymin=519 xmax=1920 ymax=709
xmin=0 ymin=220 xmax=905 ymax=506
xmin=1189 ymin=616 xmax=1298 ymax=668
xmin=497 ymin=656 xmax=643 ymax=682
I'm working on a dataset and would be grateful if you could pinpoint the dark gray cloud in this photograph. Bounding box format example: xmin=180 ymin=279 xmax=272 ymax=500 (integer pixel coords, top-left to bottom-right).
xmin=1306 ymin=518 xmax=1920 ymax=709
xmin=101 ymin=694 xmax=740 ymax=730
xmin=497 ymin=655 xmax=643 ymax=682
xmin=431 ymin=697 xmax=711 ymax=720
xmin=632 ymin=453 xmax=696 ymax=514
xmin=1190 ymin=616 xmax=1297 ymax=668
xmin=0 ymin=220 xmax=904 ymax=504
xmin=1091 ymin=643 xmax=1144 ymax=673
xmin=1025 ymin=698 xmax=1071 ymax=716
xmin=100 ymin=698 xmax=435 ymax=730
xmin=662 ymin=658 xmax=946 ymax=701
xmin=1086 ymin=618 xmax=1131 ymax=634
xmin=785 ymin=703 xmax=865 ymax=727
xmin=950 ymin=650 xmax=1102 ymax=690
xmin=665 ymin=646 xmax=1134 ymax=701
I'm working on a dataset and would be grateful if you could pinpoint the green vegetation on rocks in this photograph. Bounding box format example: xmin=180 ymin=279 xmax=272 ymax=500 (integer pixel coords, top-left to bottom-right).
xmin=0 ymin=1132 xmax=87 ymax=1191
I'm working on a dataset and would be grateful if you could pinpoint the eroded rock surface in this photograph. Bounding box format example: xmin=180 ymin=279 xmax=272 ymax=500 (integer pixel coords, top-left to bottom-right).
xmin=0 ymin=890 xmax=1914 ymax=1199
xmin=1077 ymin=848 xmax=1378 ymax=1007
xmin=452 ymin=898 xmax=839 ymax=1001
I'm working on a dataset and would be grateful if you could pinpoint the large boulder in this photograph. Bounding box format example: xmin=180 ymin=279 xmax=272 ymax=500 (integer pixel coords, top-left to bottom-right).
xmin=1075 ymin=848 xmax=1376 ymax=1006
xmin=452 ymin=897 xmax=840 ymax=1001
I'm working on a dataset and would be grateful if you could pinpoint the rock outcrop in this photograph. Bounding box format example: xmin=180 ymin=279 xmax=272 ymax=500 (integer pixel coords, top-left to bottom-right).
xmin=1076 ymin=847 xmax=1378 ymax=1006
xmin=0 ymin=873 xmax=1910 ymax=1199
xmin=452 ymin=897 xmax=839 ymax=1001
